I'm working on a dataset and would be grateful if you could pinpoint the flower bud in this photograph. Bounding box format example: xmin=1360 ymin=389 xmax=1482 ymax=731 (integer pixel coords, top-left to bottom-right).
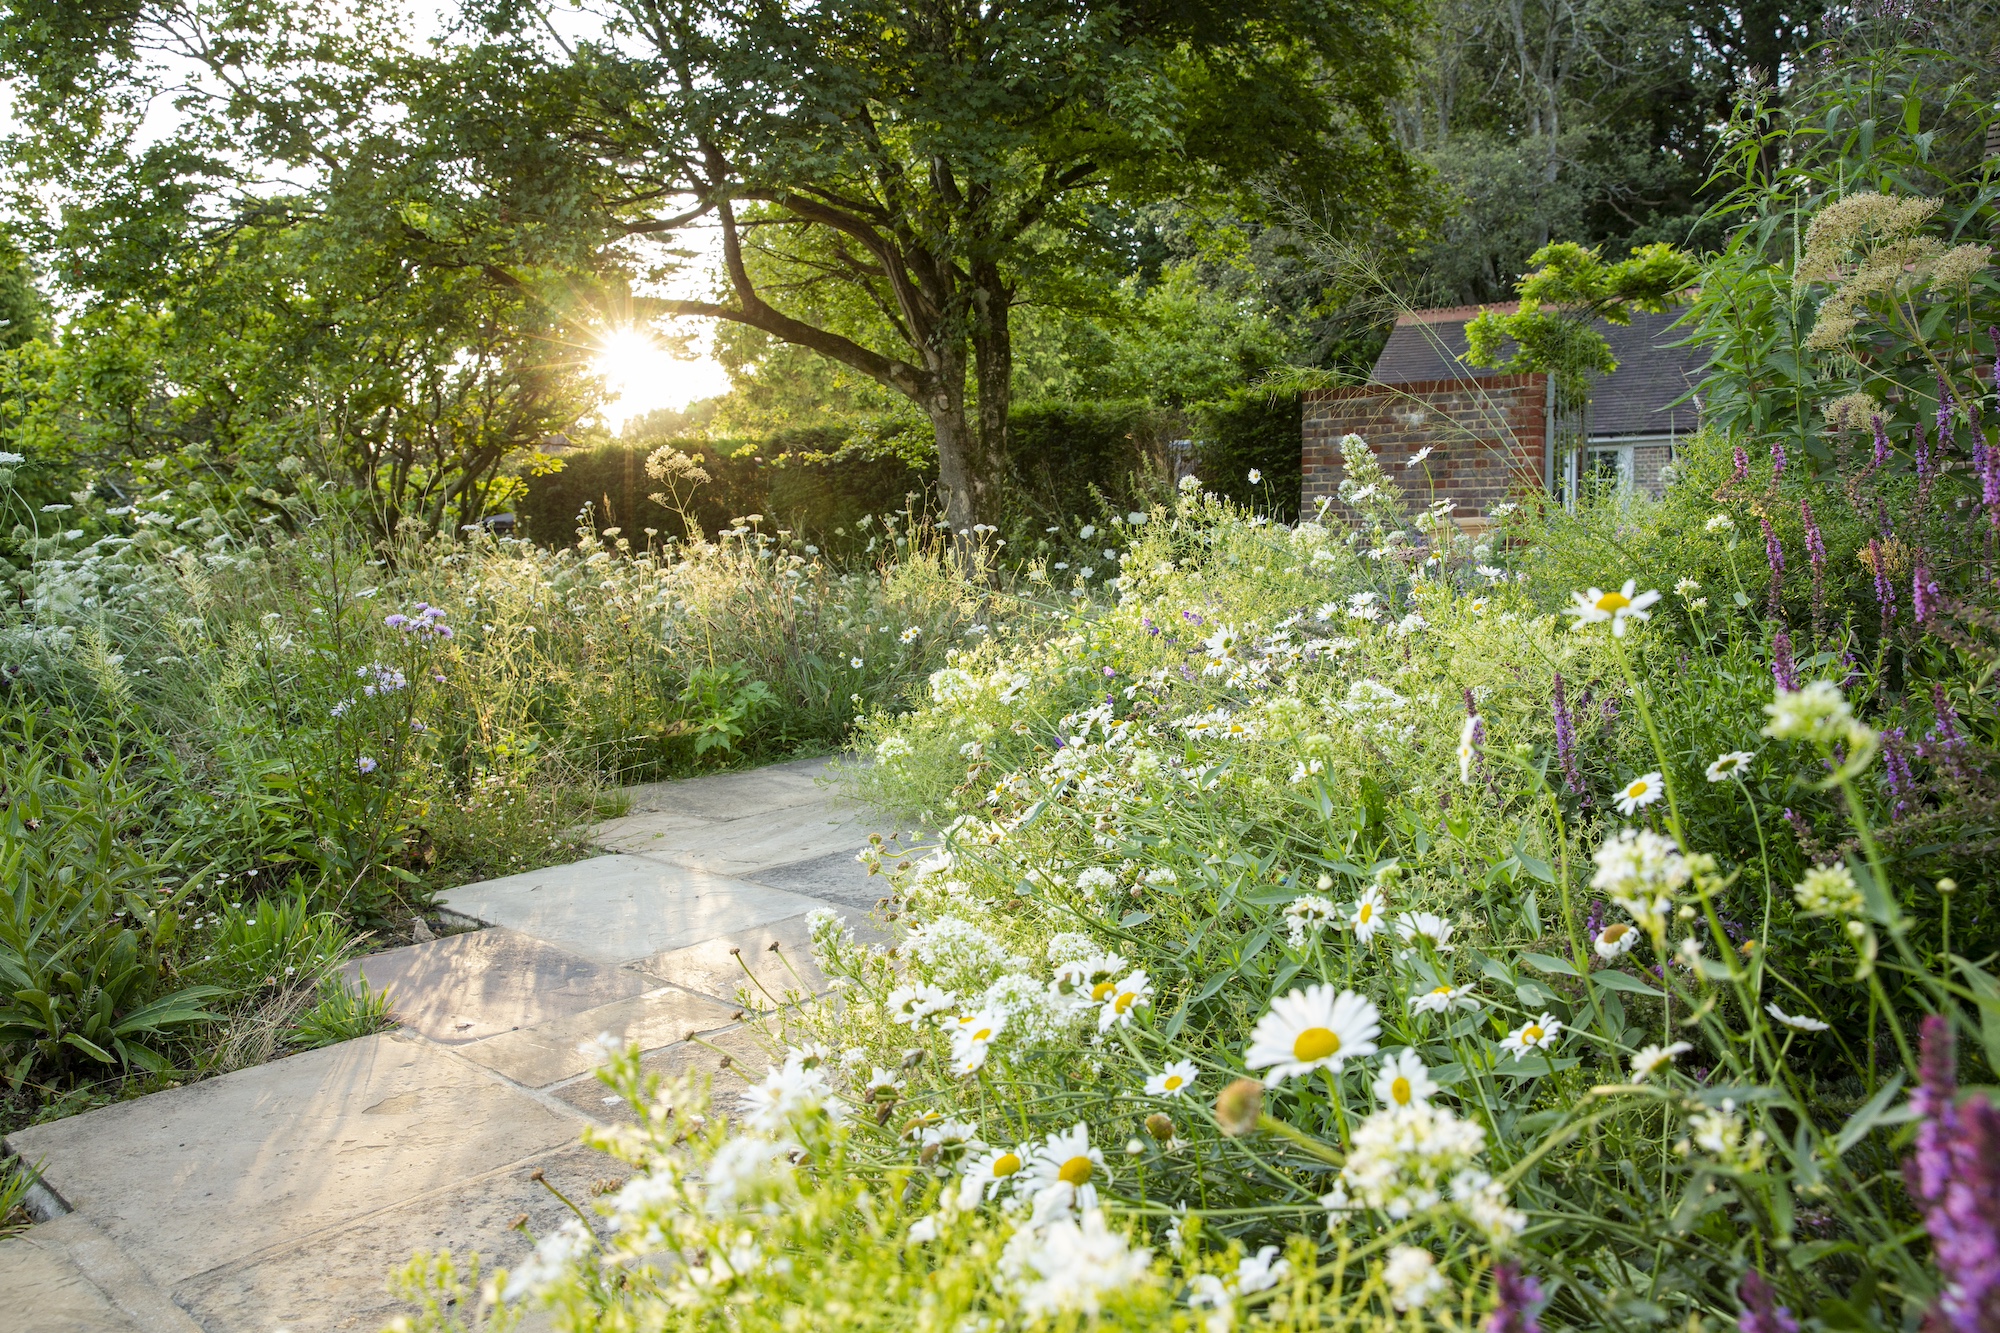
xmin=1145 ymin=1112 xmax=1175 ymax=1142
xmin=1214 ymin=1078 xmax=1264 ymax=1137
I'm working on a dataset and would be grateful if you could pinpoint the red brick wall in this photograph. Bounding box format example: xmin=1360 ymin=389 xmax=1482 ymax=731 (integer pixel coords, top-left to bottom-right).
xmin=1302 ymin=375 xmax=1551 ymax=522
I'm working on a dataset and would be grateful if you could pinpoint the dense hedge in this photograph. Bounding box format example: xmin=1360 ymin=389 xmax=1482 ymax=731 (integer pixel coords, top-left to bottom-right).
xmin=516 ymin=400 xmax=1178 ymax=547
xmin=1190 ymin=388 xmax=1303 ymax=520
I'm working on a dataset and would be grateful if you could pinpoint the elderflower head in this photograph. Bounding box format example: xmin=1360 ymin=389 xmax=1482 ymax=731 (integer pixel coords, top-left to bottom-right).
xmin=1590 ymin=828 xmax=1692 ymax=937
xmin=1564 ymin=580 xmax=1661 ymax=636
xmin=1383 ymin=1246 xmax=1446 ymax=1311
xmin=1762 ymin=681 xmax=1877 ymax=772
xmin=1793 ymin=863 xmax=1864 ymax=917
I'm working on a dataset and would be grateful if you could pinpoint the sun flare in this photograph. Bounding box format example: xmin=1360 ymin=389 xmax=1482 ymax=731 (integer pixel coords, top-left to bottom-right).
xmin=590 ymin=325 xmax=731 ymax=430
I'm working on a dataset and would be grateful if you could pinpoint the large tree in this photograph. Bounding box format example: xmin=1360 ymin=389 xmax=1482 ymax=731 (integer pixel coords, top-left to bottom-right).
xmin=421 ymin=0 xmax=1422 ymax=528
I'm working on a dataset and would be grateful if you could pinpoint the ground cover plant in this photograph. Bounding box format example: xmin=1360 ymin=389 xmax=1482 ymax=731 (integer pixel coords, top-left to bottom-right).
xmin=0 ymin=469 xmax=987 ymax=1136
xmin=392 ymin=65 xmax=2000 ymax=1333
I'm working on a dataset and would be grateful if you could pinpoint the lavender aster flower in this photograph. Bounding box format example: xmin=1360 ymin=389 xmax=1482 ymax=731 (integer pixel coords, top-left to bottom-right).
xmin=1737 ymin=1270 xmax=1801 ymax=1333
xmin=1771 ymin=628 xmax=1800 ymax=691
xmin=1903 ymin=1014 xmax=2000 ymax=1333
xmin=1487 ymin=1262 xmax=1545 ymax=1333
xmin=1552 ymin=672 xmax=1584 ymax=796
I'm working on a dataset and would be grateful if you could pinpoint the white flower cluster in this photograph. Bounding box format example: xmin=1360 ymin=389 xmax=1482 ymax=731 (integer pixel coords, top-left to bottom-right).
xmin=1326 ymin=1101 xmax=1525 ymax=1240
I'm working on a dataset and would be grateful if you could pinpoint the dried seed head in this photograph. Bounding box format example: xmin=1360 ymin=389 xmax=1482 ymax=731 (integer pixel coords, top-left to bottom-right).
xmin=1145 ymin=1111 xmax=1176 ymax=1142
xmin=1214 ymin=1078 xmax=1265 ymax=1137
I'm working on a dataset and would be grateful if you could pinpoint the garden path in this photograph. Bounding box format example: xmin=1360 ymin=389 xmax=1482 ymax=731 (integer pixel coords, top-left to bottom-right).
xmin=0 ymin=756 xmax=897 ymax=1333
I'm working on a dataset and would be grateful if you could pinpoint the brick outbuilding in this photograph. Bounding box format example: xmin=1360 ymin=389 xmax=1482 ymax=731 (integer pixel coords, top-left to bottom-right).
xmin=1302 ymin=305 xmax=1703 ymax=523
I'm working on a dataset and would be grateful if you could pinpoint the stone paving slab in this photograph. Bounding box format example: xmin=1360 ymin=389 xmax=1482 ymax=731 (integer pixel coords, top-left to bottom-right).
xmin=336 ymin=927 xmax=651 ymax=1045
xmin=598 ymin=804 xmax=868 ymax=878
xmin=0 ymin=1218 xmax=151 ymax=1333
xmin=4 ymin=1032 xmax=580 ymax=1293
xmin=438 ymin=854 xmax=833 ymax=966
xmin=621 ymin=755 xmax=838 ymax=820
xmin=744 ymin=846 xmax=893 ymax=910
xmin=457 ymin=984 xmax=740 ymax=1088
xmin=552 ymin=1024 xmax=777 ymax=1124
xmin=641 ymin=908 xmax=886 ymax=1008
xmin=171 ymin=1142 xmax=627 ymax=1333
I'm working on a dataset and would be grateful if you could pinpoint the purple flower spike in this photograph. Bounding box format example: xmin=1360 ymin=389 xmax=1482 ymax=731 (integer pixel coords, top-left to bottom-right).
xmin=1801 ymin=501 xmax=1826 ymax=572
xmin=1771 ymin=440 xmax=1787 ymax=480
xmin=1487 ymin=1262 xmax=1545 ymax=1333
xmin=1733 ymin=446 xmax=1750 ymax=483
xmin=1870 ymin=538 xmax=1897 ymax=629
xmin=1903 ymin=1015 xmax=2000 ymax=1333
xmin=1883 ymin=727 xmax=1914 ymax=820
xmin=1772 ymin=628 xmax=1800 ymax=691
xmin=1914 ymin=562 xmax=1941 ymax=626
xmin=1737 ymin=1270 xmax=1801 ymax=1333
xmin=1762 ymin=517 xmax=1784 ymax=575
xmin=1871 ymin=415 xmax=1890 ymax=472
xmin=1938 ymin=373 xmax=1957 ymax=450
xmin=1552 ymin=672 xmax=1584 ymax=797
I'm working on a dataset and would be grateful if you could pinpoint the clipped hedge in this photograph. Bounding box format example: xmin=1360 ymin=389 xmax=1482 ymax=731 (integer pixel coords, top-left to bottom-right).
xmin=1190 ymin=387 xmax=1303 ymax=520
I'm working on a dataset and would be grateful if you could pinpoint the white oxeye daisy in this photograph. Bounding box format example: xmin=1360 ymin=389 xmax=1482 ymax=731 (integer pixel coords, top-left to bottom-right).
xmin=887 ymin=983 xmax=957 ymax=1023
xmin=1349 ymin=885 xmax=1387 ymax=943
xmin=1244 ymin=983 xmax=1381 ymax=1085
xmin=1372 ymin=1049 xmax=1438 ymax=1108
xmin=957 ymin=1144 xmax=1028 ymax=1206
xmin=1098 ymin=970 xmax=1153 ymax=1031
xmin=1146 ymin=1059 xmax=1199 ymax=1097
xmin=1026 ymin=1122 xmax=1104 ymax=1208
xmin=1393 ymin=911 xmax=1454 ymax=951
xmin=850 ymin=656 xmax=865 ymax=669
xmin=1407 ymin=446 xmax=1434 ymax=467
xmin=1500 ymin=1012 xmax=1563 ymax=1059
xmin=1565 ymin=580 xmax=1662 ymax=636
xmin=1248 ymin=468 xmax=1263 ymax=484
xmin=1705 ymin=750 xmax=1756 ymax=782
xmin=1613 ymin=771 xmax=1665 ymax=815
xmin=1630 ymin=1041 xmax=1692 ymax=1081
xmin=1765 ymin=1002 xmax=1829 ymax=1032
xmin=1410 ymin=983 xmax=1479 ymax=1015
xmin=1593 ymin=922 xmax=1640 ymax=958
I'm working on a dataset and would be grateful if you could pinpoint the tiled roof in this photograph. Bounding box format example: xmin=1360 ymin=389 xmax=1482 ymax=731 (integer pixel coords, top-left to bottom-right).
xmin=1371 ymin=307 xmax=1703 ymax=439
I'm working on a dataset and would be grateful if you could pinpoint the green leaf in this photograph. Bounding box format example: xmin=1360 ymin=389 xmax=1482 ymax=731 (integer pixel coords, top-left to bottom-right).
xmin=1492 ymin=1054 xmax=1580 ymax=1079
xmin=1950 ymin=956 xmax=2000 ymax=1076
xmin=1118 ymin=910 xmax=1152 ymax=928
xmin=1832 ymin=1073 xmax=1907 ymax=1156
xmin=1591 ymin=969 xmax=1664 ymax=998
xmin=1518 ymin=952 xmax=1580 ymax=978
xmin=62 ymin=1033 xmax=115 ymax=1064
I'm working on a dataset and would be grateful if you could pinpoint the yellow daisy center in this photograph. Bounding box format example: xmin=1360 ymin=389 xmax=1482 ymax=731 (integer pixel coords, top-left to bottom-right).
xmin=970 ymin=1025 xmax=994 ymax=1041
xmin=1430 ymin=986 xmax=1451 ymax=997
xmin=993 ymin=1152 xmax=1021 ymax=1176
xmin=1293 ymin=1026 xmax=1341 ymax=1062
xmin=1523 ymin=1025 xmax=1544 ymax=1044
xmin=1626 ymin=780 xmax=1649 ymax=798
xmin=1091 ymin=980 xmax=1117 ymax=1002
xmin=1357 ymin=903 xmax=1373 ymax=923
xmin=1058 ymin=1155 xmax=1095 ymax=1186
xmin=1595 ymin=590 xmax=1631 ymax=611
xmin=1163 ymin=1074 xmax=1184 ymax=1090
xmin=1390 ymin=1076 xmax=1412 ymax=1104
xmin=1114 ymin=991 xmax=1138 ymax=1013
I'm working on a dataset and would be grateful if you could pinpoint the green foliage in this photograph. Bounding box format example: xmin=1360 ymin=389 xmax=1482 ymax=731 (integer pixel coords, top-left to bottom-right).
xmin=289 ymin=976 xmax=392 ymax=1050
xmin=679 ymin=665 xmax=776 ymax=758
xmin=187 ymin=892 xmax=353 ymax=996
xmin=1462 ymin=241 xmax=1701 ymax=409
xmin=1191 ymin=390 xmax=1306 ymax=520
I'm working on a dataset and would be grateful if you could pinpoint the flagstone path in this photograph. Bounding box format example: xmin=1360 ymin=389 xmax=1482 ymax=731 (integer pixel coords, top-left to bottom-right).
xmin=1 ymin=756 xmax=896 ymax=1333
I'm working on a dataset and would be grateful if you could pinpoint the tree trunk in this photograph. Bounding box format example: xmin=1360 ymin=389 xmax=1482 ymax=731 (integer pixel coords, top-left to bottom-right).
xmin=927 ymin=340 xmax=979 ymax=534
xmin=968 ymin=266 xmax=1013 ymax=531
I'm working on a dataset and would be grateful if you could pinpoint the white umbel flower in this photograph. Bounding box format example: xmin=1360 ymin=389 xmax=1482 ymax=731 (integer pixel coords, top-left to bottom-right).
xmin=1590 ymin=828 xmax=1692 ymax=936
xmin=1001 ymin=1207 xmax=1154 ymax=1318
xmin=1383 ymin=1246 xmax=1445 ymax=1311
xmin=1372 ymin=1049 xmax=1439 ymax=1108
xmin=1244 ymin=984 xmax=1381 ymax=1085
